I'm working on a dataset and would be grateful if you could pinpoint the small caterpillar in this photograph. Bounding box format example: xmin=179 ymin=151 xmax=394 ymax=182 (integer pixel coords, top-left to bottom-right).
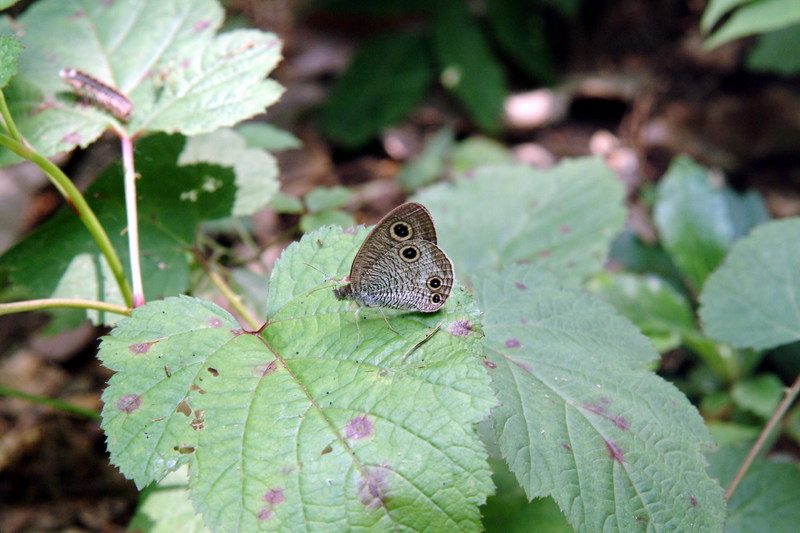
xmin=59 ymin=68 xmax=133 ymax=122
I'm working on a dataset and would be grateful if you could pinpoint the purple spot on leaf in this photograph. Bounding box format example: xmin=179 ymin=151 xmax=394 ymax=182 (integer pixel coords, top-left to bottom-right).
xmin=62 ymin=132 xmax=82 ymax=145
xmin=606 ymin=439 xmax=624 ymax=463
xmin=514 ymin=281 xmax=527 ymax=290
xmin=256 ymin=360 xmax=279 ymax=376
xmin=689 ymin=493 xmax=698 ymax=507
xmin=562 ymin=443 xmax=572 ymax=451
xmin=258 ymin=508 xmax=274 ymax=521
xmin=566 ymin=260 xmax=576 ymax=268
xmin=538 ymin=250 xmax=552 ymax=258
xmin=345 ymin=415 xmax=373 ymax=440
xmin=193 ymin=19 xmax=211 ymax=31
xmin=116 ymin=394 xmax=141 ymax=413
xmin=559 ymin=225 xmax=572 ymax=234
xmin=207 ymin=317 xmax=223 ymax=328
xmin=449 ymin=320 xmax=472 ymax=336
xmin=358 ymin=465 xmax=391 ymax=508
xmin=231 ymin=329 xmax=243 ymax=336
xmin=179 ymin=58 xmax=190 ymax=69
xmin=505 ymin=339 xmax=521 ymax=348
xmin=129 ymin=342 xmax=150 ymax=354
xmin=520 ymin=317 xmax=528 ymax=325
xmin=612 ymin=416 xmax=630 ymax=431
xmin=262 ymin=488 xmax=285 ymax=505
xmin=483 ymin=360 xmax=497 ymax=369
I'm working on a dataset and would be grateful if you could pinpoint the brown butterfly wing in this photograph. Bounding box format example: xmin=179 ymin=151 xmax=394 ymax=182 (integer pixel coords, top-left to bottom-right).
xmin=348 ymin=202 xmax=438 ymax=285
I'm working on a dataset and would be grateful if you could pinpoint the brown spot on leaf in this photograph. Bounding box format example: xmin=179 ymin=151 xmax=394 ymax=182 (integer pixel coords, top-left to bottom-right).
xmin=358 ymin=465 xmax=391 ymax=508
xmin=190 ymin=410 xmax=205 ymax=430
xmin=116 ymin=394 xmax=141 ymax=413
xmin=514 ymin=281 xmax=527 ymax=290
xmin=505 ymin=338 xmax=521 ymax=348
xmin=262 ymin=488 xmax=285 ymax=505
xmin=129 ymin=342 xmax=151 ymax=354
xmin=483 ymin=360 xmax=497 ymax=369
xmin=207 ymin=367 xmax=219 ymax=377
xmin=176 ymin=399 xmax=192 ymax=417
xmin=189 ymin=384 xmax=207 ymax=395
xmin=321 ymin=445 xmax=333 ymax=455
xmin=345 ymin=415 xmax=373 ymax=440
xmin=207 ymin=317 xmax=223 ymax=328
xmin=256 ymin=360 xmax=279 ymax=376
xmin=448 ymin=320 xmax=472 ymax=336
xmin=606 ymin=439 xmax=624 ymax=463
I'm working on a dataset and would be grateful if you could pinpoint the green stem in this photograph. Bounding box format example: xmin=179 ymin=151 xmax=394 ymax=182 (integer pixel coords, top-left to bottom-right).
xmin=0 ymin=89 xmax=24 ymax=141
xmin=0 ymin=133 xmax=133 ymax=307
xmin=0 ymin=385 xmax=101 ymax=420
xmin=0 ymin=298 xmax=130 ymax=317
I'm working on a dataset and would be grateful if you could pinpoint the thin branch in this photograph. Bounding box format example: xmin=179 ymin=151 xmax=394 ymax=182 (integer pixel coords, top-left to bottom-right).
xmin=0 ymin=385 xmax=101 ymax=420
xmin=121 ymin=133 xmax=145 ymax=307
xmin=724 ymin=372 xmax=800 ymax=501
xmin=0 ymin=298 xmax=130 ymax=317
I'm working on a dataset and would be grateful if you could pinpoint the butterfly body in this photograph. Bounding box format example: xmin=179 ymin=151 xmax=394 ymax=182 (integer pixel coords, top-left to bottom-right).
xmin=334 ymin=202 xmax=453 ymax=312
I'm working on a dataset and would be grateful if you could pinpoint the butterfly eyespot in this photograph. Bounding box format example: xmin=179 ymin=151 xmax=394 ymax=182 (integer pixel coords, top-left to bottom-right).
xmin=427 ymin=276 xmax=442 ymax=289
xmin=431 ymin=294 xmax=442 ymax=304
xmin=399 ymin=245 xmax=419 ymax=262
xmin=389 ymin=221 xmax=413 ymax=241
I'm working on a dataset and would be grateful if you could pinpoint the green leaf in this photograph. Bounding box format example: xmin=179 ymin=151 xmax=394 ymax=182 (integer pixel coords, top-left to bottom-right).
xmin=178 ymin=127 xmax=279 ymax=217
xmin=587 ymin=271 xmax=695 ymax=353
xmin=127 ymin=466 xmax=211 ymax=533
xmin=0 ymin=34 xmax=22 ymax=88
xmin=397 ymin=128 xmax=455 ymax=192
xmin=708 ymin=444 xmax=800 ymax=533
xmin=431 ymin=0 xmax=507 ymax=132
xmin=3 ymin=0 xmax=283 ymax=161
xmin=730 ymin=374 xmax=784 ymax=419
xmin=486 ymin=0 xmax=555 ymax=82
xmin=416 ymin=158 xmax=626 ymax=286
xmin=304 ymin=186 xmax=353 ymax=213
xmin=298 ymin=210 xmax=355 ymax=233
xmin=268 ymin=191 xmax=303 ymax=214
xmin=100 ymin=226 xmax=497 ymax=531
xmin=236 ymin=122 xmax=302 ymax=151
xmin=746 ymin=23 xmax=800 ymax=75
xmin=653 ymin=156 xmax=735 ymax=291
xmin=703 ymin=0 xmax=800 ymax=50
xmin=0 ymin=133 xmax=238 ymax=323
xmin=475 ymin=263 xmax=726 ymax=532
xmin=699 ymin=217 xmax=800 ymax=350
xmin=701 ymin=0 xmax=753 ymax=32
xmin=319 ymin=32 xmax=433 ymax=148
xmin=450 ymin=135 xmax=514 ymax=175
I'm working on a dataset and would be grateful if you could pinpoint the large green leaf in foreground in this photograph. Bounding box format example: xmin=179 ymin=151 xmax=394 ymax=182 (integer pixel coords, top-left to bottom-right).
xmin=100 ymin=226 xmax=496 ymax=532
xmin=474 ymin=264 xmax=726 ymax=532
xmin=700 ymin=217 xmax=800 ymax=350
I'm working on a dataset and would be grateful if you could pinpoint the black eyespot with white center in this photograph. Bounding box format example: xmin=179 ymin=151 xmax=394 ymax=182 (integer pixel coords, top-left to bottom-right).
xmin=431 ymin=294 xmax=442 ymax=304
xmin=399 ymin=245 xmax=419 ymax=262
xmin=389 ymin=221 xmax=413 ymax=242
xmin=427 ymin=276 xmax=442 ymax=290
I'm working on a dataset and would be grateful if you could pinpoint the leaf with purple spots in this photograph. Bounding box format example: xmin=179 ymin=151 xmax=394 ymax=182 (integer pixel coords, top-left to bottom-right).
xmin=473 ymin=263 xmax=726 ymax=532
